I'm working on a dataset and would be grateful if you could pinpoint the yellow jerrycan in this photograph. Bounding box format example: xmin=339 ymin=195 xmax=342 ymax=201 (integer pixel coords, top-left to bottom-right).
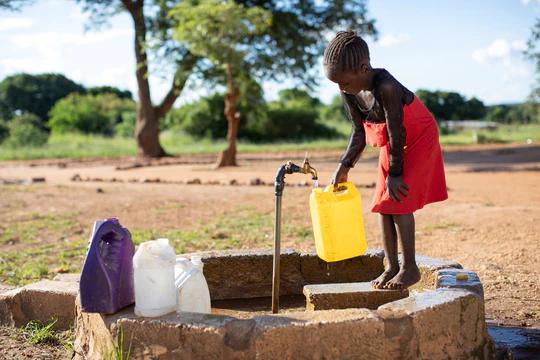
xmin=309 ymin=181 xmax=367 ymax=262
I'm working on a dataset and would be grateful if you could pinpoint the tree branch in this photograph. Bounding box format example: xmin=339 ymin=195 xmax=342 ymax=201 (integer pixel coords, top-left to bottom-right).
xmin=156 ymin=52 xmax=199 ymax=119
xmin=120 ymin=0 xmax=136 ymax=15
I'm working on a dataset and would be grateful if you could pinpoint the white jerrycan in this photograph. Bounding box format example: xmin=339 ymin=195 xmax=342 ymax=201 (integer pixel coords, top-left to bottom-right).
xmin=133 ymin=238 xmax=177 ymax=317
xmin=175 ymin=255 xmax=211 ymax=314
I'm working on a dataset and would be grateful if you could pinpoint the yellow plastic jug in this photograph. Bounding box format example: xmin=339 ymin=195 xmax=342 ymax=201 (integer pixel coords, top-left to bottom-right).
xmin=309 ymin=182 xmax=367 ymax=262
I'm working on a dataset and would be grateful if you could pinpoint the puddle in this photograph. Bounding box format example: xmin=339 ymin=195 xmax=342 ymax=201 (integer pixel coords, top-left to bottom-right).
xmin=488 ymin=325 xmax=540 ymax=359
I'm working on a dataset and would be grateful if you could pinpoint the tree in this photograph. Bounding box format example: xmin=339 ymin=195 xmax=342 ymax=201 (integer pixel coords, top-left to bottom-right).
xmin=0 ymin=0 xmax=33 ymax=11
xmin=276 ymin=89 xmax=322 ymax=109
xmin=234 ymin=0 xmax=377 ymax=86
xmin=0 ymin=73 xmax=85 ymax=125
xmin=87 ymin=86 xmax=133 ymax=100
xmin=77 ymin=0 xmax=199 ymax=158
xmin=416 ymin=89 xmax=485 ymax=120
xmin=76 ymin=0 xmax=376 ymax=158
xmin=171 ymin=0 xmax=271 ymax=167
xmin=319 ymin=94 xmax=347 ymax=123
xmin=416 ymin=89 xmax=444 ymax=121
xmin=460 ymin=97 xmax=486 ymax=119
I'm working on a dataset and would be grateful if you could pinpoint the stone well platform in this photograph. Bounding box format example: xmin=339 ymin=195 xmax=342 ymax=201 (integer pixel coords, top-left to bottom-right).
xmin=74 ymin=249 xmax=494 ymax=359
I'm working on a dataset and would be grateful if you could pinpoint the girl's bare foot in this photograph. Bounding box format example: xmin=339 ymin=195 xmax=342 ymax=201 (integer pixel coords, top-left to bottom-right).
xmin=384 ymin=265 xmax=421 ymax=290
xmin=371 ymin=267 xmax=399 ymax=289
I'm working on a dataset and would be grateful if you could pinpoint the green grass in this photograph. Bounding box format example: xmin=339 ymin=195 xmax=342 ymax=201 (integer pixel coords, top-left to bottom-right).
xmin=20 ymin=319 xmax=74 ymax=352
xmin=3 ymin=123 xmax=540 ymax=161
xmin=110 ymin=327 xmax=132 ymax=360
xmin=0 ymin=212 xmax=79 ymax=246
xmin=0 ymin=212 xmax=85 ymax=285
xmin=0 ymin=205 xmax=307 ymax=286
xmin=130 ymin=206 xmax=275 ymax=253
xmin=0 ymin=133 xmax=136 ymax=160
xmin=1 ymin=124 xmax=538 ymax=161
xmin=22 ymin=319 xmax=59 ymax=345
xmin=439 ymin=124 xmax=540 ymax=145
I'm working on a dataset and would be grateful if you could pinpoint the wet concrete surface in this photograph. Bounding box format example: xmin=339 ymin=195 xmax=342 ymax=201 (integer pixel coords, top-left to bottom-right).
xmin=488 ymin=325 xmax=540 ymax=359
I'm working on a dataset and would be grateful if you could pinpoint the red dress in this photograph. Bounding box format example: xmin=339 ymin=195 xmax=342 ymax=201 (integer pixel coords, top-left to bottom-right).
xmin=364 ymin=96 xmax=448 ymax=214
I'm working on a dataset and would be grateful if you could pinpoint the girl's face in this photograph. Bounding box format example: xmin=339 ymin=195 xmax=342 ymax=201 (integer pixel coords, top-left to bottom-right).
xmin=324 ymin=62 xmax=371 ymax=95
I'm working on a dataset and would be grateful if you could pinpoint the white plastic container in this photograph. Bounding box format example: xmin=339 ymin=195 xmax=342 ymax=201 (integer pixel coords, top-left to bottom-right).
xmin=133 ymin=238 xmax=177 ymax=317
xmin=174 ymin=255 xmax=211 ymax=314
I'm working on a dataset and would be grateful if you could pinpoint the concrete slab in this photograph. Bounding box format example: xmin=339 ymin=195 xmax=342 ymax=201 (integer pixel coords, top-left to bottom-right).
xmin=71 ymin=250 xmax=491 ymax=359
xmin=299 ymin=249 xmax=384 ymax=286
xmin=436 ymin=268 xmax=484 ymax=298
xmin=411 ymin=254 xmax=462 ymax=290
xmin=0 ymin=279 xmax=78 ymax=329
xmin=74 ymin=289 xmax=493 ymax=359
xmin=0 ymin=284 xmax=14 ymax=295
xmin=303 ymin=282 xmax=409 ymax=310
xmin=378 ymin=289 xmax=493 ymax=359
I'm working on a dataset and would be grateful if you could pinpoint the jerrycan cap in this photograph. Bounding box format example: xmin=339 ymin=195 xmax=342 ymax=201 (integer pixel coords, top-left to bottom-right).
xmin=156 ymin=238 xmax=170 ymax=246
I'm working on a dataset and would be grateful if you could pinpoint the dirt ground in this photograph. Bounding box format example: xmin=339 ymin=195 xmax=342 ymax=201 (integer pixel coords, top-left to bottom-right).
xmin=0 ymin=143 xmax=539 ymax=357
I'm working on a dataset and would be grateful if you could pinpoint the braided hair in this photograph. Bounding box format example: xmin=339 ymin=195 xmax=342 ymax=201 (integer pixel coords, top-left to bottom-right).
xmin=323 ymin=31 xmax=370 ymax=72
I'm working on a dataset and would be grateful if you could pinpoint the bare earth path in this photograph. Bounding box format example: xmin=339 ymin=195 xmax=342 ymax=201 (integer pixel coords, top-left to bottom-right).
xmin=0 ymin=143 xmax=539 ymax=357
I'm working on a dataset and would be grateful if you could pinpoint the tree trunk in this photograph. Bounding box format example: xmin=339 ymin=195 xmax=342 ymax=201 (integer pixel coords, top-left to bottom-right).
xmin=135 ymin=106 xmax=165 ymax=158
xmin=126 ymin=0 xmax=167 ymax=158
xmin=216 ymin=63 xmax=241 ymax=167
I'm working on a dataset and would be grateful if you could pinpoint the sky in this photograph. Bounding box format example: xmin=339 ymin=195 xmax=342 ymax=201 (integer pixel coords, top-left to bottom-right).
xmin=0 ymin=0 xmax=538 ymax=106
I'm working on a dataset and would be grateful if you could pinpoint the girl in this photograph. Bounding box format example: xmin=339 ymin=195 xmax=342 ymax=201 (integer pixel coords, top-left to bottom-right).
xmin=324 ymin=31 xmax=448 ymax=290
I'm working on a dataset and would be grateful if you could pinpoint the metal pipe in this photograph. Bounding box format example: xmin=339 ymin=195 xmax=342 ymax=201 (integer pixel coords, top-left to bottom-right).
xmin=271 ymin=156 xmax=318 ymax=313
xmin=272 ymin=194 xmax=282 ymax=313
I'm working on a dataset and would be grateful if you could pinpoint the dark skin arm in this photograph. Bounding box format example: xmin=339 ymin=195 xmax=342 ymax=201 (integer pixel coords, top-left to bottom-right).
xmin=379 ymin=81 xmax=409 ymax=202
xmin=331 ymin=93 xmax=366 ymax=189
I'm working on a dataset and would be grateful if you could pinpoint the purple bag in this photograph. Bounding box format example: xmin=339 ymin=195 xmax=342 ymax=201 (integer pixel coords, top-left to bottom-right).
xmin=80 ymin=218 xmax=134 ymax=313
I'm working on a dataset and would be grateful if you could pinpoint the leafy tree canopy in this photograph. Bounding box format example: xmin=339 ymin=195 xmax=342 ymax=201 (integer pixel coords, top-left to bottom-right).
xmin=0 ymin=73 xmax=85 ymax=123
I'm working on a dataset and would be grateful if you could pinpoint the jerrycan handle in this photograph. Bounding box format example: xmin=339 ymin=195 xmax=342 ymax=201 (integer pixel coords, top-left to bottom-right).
xmin=323 ymin=182 xmax=356 ymax=201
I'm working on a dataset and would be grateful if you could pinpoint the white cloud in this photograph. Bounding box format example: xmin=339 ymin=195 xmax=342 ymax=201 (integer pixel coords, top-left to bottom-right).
xmin=4 ymin=29 xmax=133 ymax=75
xmin=10 ymin=28 xmax=132 ymax=49
xmin=522 ymin=0 xmax=540 ymax=5
xmin=472 ymin=38 xmax=532 ymax=84
xmin=0 ymin=17 xmax=34 ymax=32
xmin=377 ymin=33 xmax=411 ymax=48
xmin=472 ymin=38 xmax=526 ymax=64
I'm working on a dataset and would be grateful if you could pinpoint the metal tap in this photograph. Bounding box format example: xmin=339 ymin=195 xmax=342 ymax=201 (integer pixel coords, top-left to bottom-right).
xmin=271 ymin=154 xmax=318 ymax=314
xmin=300 ymin=154 xmax=318 ymax=181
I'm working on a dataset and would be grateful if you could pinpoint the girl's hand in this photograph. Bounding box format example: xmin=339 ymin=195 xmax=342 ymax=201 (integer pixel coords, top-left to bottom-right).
xmin=386 ymin=175 xmax=409 ymax=202
xmin=330 ymin=163 xmax=350 ymax=191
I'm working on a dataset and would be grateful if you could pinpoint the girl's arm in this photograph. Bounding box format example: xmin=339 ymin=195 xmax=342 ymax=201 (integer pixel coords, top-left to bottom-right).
xmin=379 ymin=82 xmax=405 ymax=176
xmin=339 ymin=93 xmax=366 ymax=168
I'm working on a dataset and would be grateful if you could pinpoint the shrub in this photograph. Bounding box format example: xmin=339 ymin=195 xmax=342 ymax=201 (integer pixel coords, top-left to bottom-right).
xmin=169 ymin=94 xmax=228 ymax=139
xmin=48 ymin=93 xmax=135 ymax=135
xmin=115 ymin=111 xmax=136 ymax=138
xmin=170 ymin=92 xmax=338 ymax=142
xmin=4 ymin=113 xmax=48 ymax=147
xmin=251 ymin=106 xmax=339 ymax=141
